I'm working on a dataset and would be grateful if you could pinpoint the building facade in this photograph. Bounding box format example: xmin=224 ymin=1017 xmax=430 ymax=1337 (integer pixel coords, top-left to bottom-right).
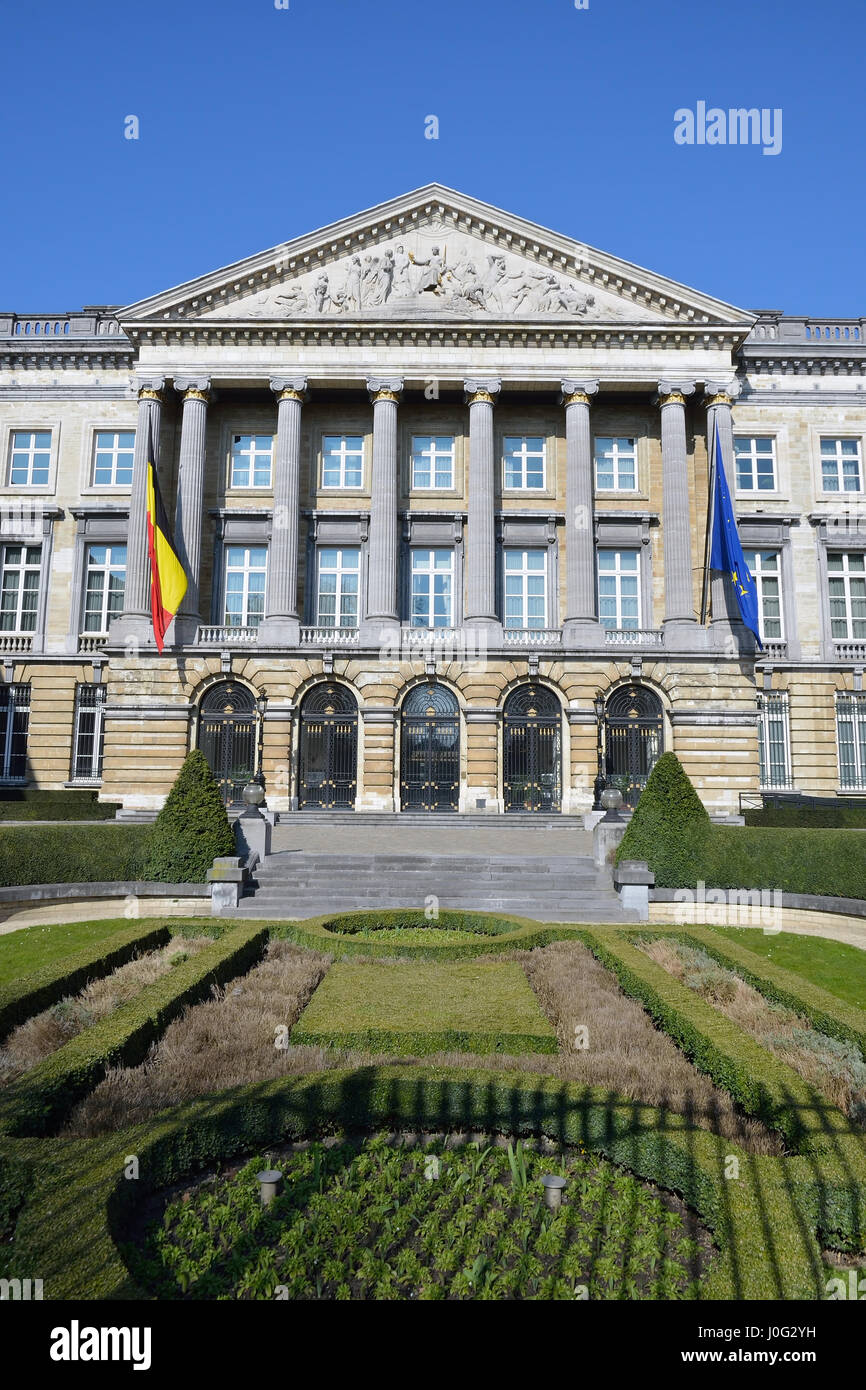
xmin=1 ymin=186 xmax=864 ymax=816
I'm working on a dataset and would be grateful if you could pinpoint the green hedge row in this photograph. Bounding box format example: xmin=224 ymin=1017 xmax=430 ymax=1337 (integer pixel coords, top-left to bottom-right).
xmin=274 ymin=913 xmax=591 ymax=961
xmin=318 ymin=909 xmax=523 ymax=937
xmin=290 ymin=1025 xmax=559 ymax=1055
xmin=0 ymin=923 xmax=269 ymax=1138
xmin=0 ymin=790 xmax=121 ymax=821
xmin=0 ymin=1065 xmax=827 ymax=1300
xmin=0 ymin=825 xmax=153 ymax=888
xmin=744 ymin=806 xmax=866 ymax=829
xmin=0 ymin=922 xmax=171 ymax=1042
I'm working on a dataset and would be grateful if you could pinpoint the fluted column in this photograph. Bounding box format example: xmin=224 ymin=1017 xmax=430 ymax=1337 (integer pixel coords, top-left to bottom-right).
xmin=363 ymin=378 xmax=403 ymax=641
xmin=658 ymin=379 xmax=700 ymax=646
xmin=259 ymin=376 xmax=307 ymax=646
xmin=111 ymin=378 xmax=165 ymax=647
xmin=173 ymin=378 xmax=210 ymax=642
xmin=561 ymin=379 xmax=601 ymax=646
xmin=464 ymin=379 xmax=501 ymax=631
xmin=705 ymin=380 xmax=744 ymax=647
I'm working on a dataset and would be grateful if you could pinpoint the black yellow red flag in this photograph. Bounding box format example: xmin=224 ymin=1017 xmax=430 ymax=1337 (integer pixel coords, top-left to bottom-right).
xmin=144 ymin=419 xmax=187 ymax=651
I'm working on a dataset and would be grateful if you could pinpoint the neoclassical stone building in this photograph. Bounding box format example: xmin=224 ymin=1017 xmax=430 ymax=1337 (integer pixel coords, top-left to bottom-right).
xmin=1 ymin=185 xmax=864 ymax=816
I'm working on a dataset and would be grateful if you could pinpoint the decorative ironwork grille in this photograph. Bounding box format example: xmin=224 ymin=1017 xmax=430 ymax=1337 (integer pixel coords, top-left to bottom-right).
xmin=400 ymin=683 xmax=460 ymax=812
xmin=71 ymin=683 xmax=107 ymax=781
xmin=604 ymin=685 xmax=663 ymax=808
xmin=503 ymin=683 xmax=562 ymax=813
xmin=298 ymin=683 xmax=358 ymax=810
xmin=0 ymin=682 xmax=30 ymax=781
xmin=197 ymin=681 xmax=255 ymax=804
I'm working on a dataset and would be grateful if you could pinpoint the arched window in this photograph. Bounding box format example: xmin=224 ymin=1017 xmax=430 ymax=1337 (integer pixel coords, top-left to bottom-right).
xmin=604 ymin=684 xmax=664 ymax=807
xmin=400 ymin=683 xmax=460 ymax=812
xmin=298 ymin=683 xmax=358 ymax=810
xmin=503 ymin=684 xmax=562 ymax=813
xmin=197 ymin=681 xmax=256 ymax=804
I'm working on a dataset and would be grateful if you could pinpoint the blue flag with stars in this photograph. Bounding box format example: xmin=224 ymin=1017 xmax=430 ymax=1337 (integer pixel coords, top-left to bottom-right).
xmin=709 ymin=431 xmax=763 ymax=649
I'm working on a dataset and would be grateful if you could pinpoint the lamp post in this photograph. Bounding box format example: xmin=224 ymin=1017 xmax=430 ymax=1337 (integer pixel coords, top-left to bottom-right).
xmin=593 ymin=690 xmax=606 ymax=810
xmin=241 ymin=691 xmax=268 ymax=809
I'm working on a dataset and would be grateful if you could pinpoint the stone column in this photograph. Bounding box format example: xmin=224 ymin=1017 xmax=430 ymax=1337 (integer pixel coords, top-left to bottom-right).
xmin=705 ymin=380 xmax=745 ymax=648
xmin=463 ymin=379 xmax=501 ymax=632
xmin=658 ymin=379 xmax=700 ymax=647
xmin=561 ymin=379 xmax=601 ymax=646
xmin=259 ymin=377 xmax=307 ymax=646
xmin=172 ymin=378 xmax=210 ymax=643
xmin=362 ymin=378 xmax=403 ymax=642
xmin=111 ymin=378 xmax=165 ymax=647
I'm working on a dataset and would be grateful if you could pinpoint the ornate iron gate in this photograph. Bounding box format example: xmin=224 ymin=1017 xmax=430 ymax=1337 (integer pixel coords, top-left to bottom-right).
xmin=604 ymin=684 xmax=663 ymax=808
xmin=197 ymin=681 xmax=256 ymax=805
xmin=503 ymin=683 xmax=562 ymax=813
xmin=400 ymin=683 xmax=460 ymax=812
xmin=298 ymin=683 xmax=358 ymax=810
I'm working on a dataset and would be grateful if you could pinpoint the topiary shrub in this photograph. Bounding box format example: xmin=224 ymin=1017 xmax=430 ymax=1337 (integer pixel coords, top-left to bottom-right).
xmin=144 ymin=750 xmax=235 ymax=884
xmin=615 ymin=752 xmax=710 ymax=885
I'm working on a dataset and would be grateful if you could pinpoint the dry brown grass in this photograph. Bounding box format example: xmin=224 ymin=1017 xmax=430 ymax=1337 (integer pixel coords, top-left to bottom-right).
xmin=66 ymin=939 xmax=331 ymax=1135
xmin=0 ymin=936 xmax=213 ymax=1085
xmin=641 ymin=937 xmax=866 ymax=1122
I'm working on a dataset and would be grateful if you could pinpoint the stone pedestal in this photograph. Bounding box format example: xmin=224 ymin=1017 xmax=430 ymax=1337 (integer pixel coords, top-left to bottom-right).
xmin=207 ymin=856 xmax=248 ymax=915
xmin=233 ymin=806 xmax=272 ymax=866
xmin=593 ymin=814 xmax=628 ymax=867
xmin=612 ymin=859 xmax=655 ymax=921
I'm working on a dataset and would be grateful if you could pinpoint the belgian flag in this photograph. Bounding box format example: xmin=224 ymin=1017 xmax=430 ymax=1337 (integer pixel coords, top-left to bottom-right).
xmin=144 ymin=419 xmax=187 ymax=652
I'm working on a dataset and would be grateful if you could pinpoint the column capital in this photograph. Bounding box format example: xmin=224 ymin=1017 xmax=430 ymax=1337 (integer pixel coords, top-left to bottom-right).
xmin=175 ymin=377 xmax=211 ymax=402
xmin=657 ymin=380 xmax=696 ymax=407
xmin=136 ymin=377 xmax=165 ymax=402
xmin=270 ymin=376 xmax=308 ymax=402
xmin=367 ymin=377 xmax=403 ymax=404
xmin=703 ymin=378 xmax=741 ymax=409
xmin=561 ymin=379 xmax=599 ymax=407
xmin=464 ymin=378 xmax=501 ymax=405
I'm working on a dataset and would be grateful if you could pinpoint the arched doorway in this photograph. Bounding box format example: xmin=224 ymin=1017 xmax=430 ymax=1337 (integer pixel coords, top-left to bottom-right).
xmin=298 ymin=683 xmax=358 ymax=810
xmin=503 ymin=684 xmax=562 ymax=813
xmin=197 ymin=681 xmax=256 ymax=805
xmin=400 ymin=683 xmax=460 ymax=812
xmin=604 ymin=684 xmax=664 ymax=808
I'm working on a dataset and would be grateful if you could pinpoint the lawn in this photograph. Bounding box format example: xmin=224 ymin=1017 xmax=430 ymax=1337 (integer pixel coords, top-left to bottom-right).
xmin=291 ymin=959 xmax=558 ymax=1054
xmin=0 ymin=918 xmax=137 ymax=988
xmin=714 ymin=928 xmax=866 ymax=1010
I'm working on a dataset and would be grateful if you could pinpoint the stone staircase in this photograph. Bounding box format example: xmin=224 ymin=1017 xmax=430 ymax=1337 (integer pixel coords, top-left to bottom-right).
xmin=234 ymin=848 xmax=636 ymax=923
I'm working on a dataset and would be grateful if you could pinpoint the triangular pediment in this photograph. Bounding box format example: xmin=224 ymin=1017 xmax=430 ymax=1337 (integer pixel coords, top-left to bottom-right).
xmin=119 ymin=185 xmax=753 ymax=334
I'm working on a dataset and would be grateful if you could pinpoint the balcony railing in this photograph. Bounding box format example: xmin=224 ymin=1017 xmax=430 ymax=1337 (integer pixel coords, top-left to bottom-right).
xmin=748 ymin=315 xmax=866 ymax=345
xmin=0 ymin=633 xmax=33 ymax=653
xmin=300 ymin=626 xmax=360 ymax=647
xmin=78 ymin=633 xmax=108 ymax=653
xmin=835 ymin=640 xmax=866 ymax=662
xmin=603 ymin=627 xmax=664 ymax=647
xmin=196 ymin=624 xmax=258 ymax=646
xmin=760 ymin=639 xmax=788 ymax=660
xmin=400 ymin=626 xmax=463 ymax=646
xmin=502 ymin=628 xmax=562 ymax=647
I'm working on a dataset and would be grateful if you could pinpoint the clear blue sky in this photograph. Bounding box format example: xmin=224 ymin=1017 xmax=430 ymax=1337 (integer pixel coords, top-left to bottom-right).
xmin=1 ymin=0 xmax=863 ymax=315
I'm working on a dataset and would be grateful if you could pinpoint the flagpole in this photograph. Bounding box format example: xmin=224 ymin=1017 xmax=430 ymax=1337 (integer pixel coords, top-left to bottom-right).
xmin=700 ymin=410 xmax=718 ymax=624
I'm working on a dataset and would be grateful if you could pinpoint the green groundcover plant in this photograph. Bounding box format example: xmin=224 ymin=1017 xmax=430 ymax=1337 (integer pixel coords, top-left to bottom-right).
xmin=126 ymin=1134 xmax=707 ymax=1301
xmin=144 ymin=749 xmax=235 ymax=884
xmin=0 ymin=825 xmax=152 ymax=888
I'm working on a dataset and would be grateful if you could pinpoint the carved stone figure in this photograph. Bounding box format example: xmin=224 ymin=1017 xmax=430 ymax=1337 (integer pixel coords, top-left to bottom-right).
xmin=392 ymin=244 xmax=412 ymax=296
xmin=368 ymin=249 xmax=394 ymax=306
xmin=313 ymin=274 xmax=331 ymax=313
xmin=276 ymin=283 xmax=309 ymax=314
xmin=341 ymin=256 xmax=363 ymax=312
xmin=412 ymin=246 xmax=446 ymax=295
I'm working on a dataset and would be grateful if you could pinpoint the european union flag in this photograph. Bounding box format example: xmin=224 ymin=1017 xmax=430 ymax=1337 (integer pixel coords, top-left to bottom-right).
xmin=709 ymin=431 xmax=763 ymax=649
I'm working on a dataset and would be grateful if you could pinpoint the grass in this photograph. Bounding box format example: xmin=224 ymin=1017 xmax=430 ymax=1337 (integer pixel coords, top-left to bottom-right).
xmin=0 ymin=919 xmax=142 ymax=988
xmin=291 ymin=960 xmax=558 ymax=1055
xmin=125 ymin=1134 xmax=709 ymax=1301
xmin=713 ymin=928 xmax=866 ymax=1010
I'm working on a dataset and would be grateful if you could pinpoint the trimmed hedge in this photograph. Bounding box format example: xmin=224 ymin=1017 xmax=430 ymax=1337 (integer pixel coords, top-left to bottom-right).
xmin=274 ymin=911 xmax=592 ymax=961
xmin=0 ymin=790 xmax=121 ymax=821
xmin=0 ymin=922 xmax=269 ymax=1138
xmin=144 ymin=750 xmax=235 ymax=884
xmin=0 ymin=922 xmax=171 ymax=1042
xmin=744 ymin=805 xmax=866 ymax=829
xmin=0 ymin=824 xmax=152 ymax=888
xmin=616 ymin=752 xmax=711 ymax=883
xmin=320 ymin=909 xmax=522 ymax=937
xmin=0 ymin=1065 xmax=828 ymax=1301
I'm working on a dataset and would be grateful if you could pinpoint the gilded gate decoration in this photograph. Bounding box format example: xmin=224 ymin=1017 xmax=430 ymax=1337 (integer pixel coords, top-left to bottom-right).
xmin=503 ymin=684 xmax=562 ymax=813
xmin=197 ymin=681 xmax=255 ymax=805
xmin=298 ymin=684 xmax=358 ymax=810
xmin=604 ymin=685 xmax=664 ymax=808
xmin=400 ymin=683 xmax=460 ymax=812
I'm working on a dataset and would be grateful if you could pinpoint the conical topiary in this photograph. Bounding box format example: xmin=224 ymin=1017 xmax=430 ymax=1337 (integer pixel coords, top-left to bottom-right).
xmin=144 ymin=749 xmax=236 ymax=883
xmin=615 ymin=751 xmax=710 ymax=885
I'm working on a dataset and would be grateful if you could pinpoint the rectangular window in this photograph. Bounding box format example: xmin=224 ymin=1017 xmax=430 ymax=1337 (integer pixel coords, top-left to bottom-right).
xmin=0 ymin=545 xmax=41 ymax=632
xmin=743 ymin=549 xmax=784 ymax=642
xmin=93 ymin=430 xmax=135 ymax=487
xmin=71 ymin=683 xmax=107 ymax=781
xmin=735 ymin=437 xmax=777 ymax=492
xmin=757 ymin=692 xmax=792 ymax=790
xmin=504 ymin=436 xmax=545 ymax=490
xmin=411 ymin=436 xmax=455 ymax=490
xmin=504 ymin=549 xmax=547 ymax=629
xmin=594 ymin=437 xmax=636 ymax=491
xmin=316 ymin=547 xmax=360 ymax=629
xmin=230 ymin=435 xmax=273 ymax=489
xmin=598 ymin=549 xmax=641 ymax=630
xmin=0 ymin=683 xmax=30 ymax=781
xmin=322 ymin=435 xmax=364 ymax=489
xmin=224 ymin=545 xmax=267 ymax=629
xmin=836 ymin=694 xmax=866 ymax=790
xmin=827 ymin=552 xmax=866 ymax=641
xmin=410 ymin=549 xmax=453 ymax=628
xmin=9 ymin=430 xmax=51 ymax=487
xmin=821 ymin=438 xmax=862 ymax=493
xmin=83 ymin=544 xmax=126 ymax=633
